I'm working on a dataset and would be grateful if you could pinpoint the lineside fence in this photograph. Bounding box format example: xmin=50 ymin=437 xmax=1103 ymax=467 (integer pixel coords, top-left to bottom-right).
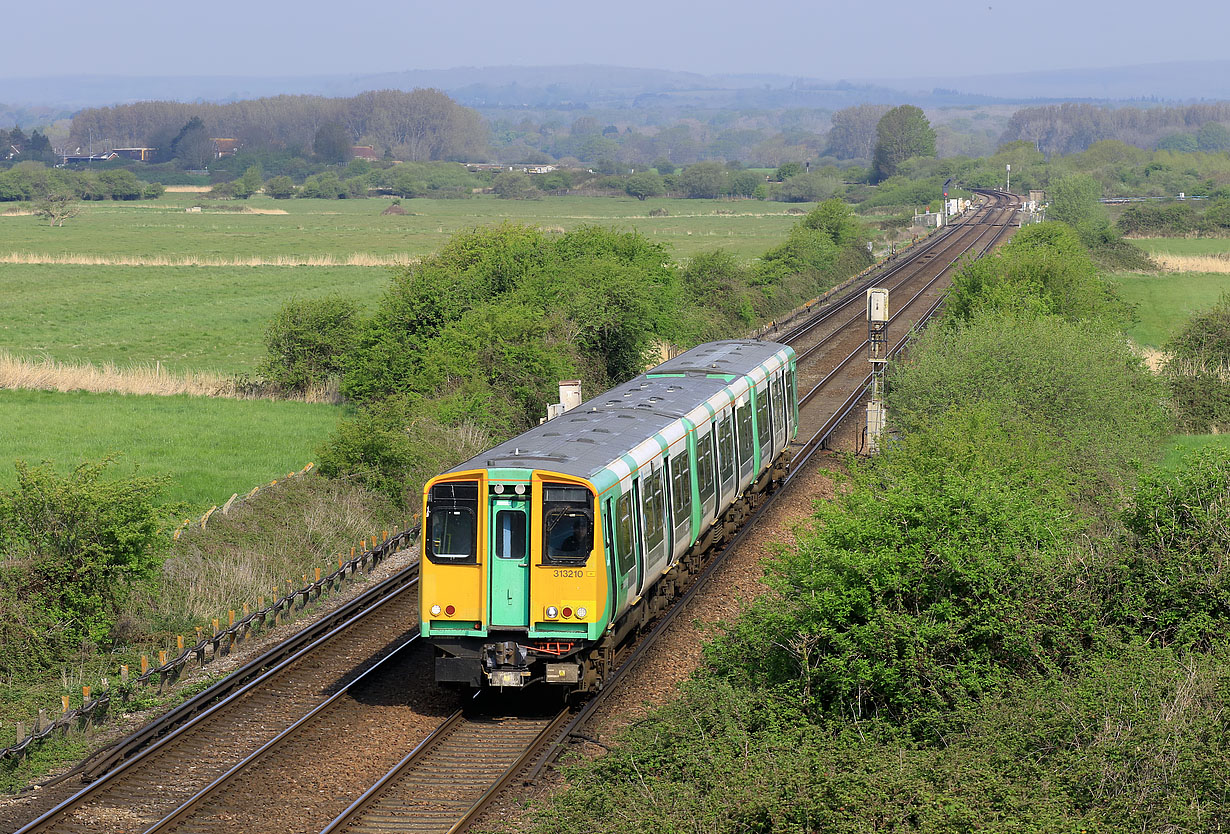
xmin=1 ymin=522 xmax=421 ymax=761
xmin=173 ymin=462 xmax=315 ymax=539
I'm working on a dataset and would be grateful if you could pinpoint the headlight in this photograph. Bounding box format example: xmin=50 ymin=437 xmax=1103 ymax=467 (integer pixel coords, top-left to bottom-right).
xmin=576 ymin=607 xmax=587 ymax=619
xmin=493 ymin=484 xmax=504 ymax=494
xmin=546 ymin=606 xmax=559 ymax=619
xmin=430 ymin=604 xmax=442 ymax=616
xmin=514 ymin=484 xmax=526 ymax=495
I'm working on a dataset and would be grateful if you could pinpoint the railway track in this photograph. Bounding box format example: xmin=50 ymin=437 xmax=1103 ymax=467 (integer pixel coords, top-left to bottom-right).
xmin=14 ymin=564 xmax=425 ymax=834
xmin=314 ymin=190 xmax=1023 ymax=834
xmin=11 ymin=191 xmax=1019 ymax=834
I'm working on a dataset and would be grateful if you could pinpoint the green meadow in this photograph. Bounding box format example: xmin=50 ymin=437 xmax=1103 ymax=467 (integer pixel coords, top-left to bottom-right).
xmin=0 ymin=389 xmax=342 ymax=508
xmin=1106 ymin=270 xmax=1230 ymax=346
xmin=1129 ymin=237 xmax=1230 ymax=256
xmin=0 ymin=262 xmax=387 ymax=373
xmin=1 ymin=193 xmax=803 ymax=262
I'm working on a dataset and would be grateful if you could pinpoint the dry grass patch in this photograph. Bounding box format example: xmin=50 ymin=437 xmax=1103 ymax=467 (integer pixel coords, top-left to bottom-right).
xmin=152 ymin=474 xmax=403 ymax=623
xmin=0 ymin=352 xmax=339 ymax=402
xmin=0 ymin=209 xmax=35 ymax=216
xmin=1154 ymin=253 xmax=1230 ymax=273
xmin=163 ymin=185 xmax=212 ymax=193
xmin=237 ymin=207 xmax=289 ymax=215
xmin=0 ymin=252 xmax=414 ymax=267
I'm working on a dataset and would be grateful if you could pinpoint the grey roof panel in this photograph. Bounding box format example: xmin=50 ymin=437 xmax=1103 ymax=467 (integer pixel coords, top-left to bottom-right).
xmin=447 ymin=340 xmax=788 ymax=480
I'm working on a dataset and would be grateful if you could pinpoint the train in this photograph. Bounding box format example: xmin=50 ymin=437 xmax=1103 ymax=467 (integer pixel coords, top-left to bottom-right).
xmin=420 ymin=340 xmax=798 ymax=693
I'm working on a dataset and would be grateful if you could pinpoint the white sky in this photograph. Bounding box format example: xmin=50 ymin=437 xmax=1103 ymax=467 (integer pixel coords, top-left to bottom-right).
xmin=4 ymin=0 xmax=1227 ymax=80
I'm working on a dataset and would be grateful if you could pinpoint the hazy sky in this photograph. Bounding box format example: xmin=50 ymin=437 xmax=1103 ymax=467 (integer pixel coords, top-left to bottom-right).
xmin=4 ymin=0 xmax=1227 ymax=80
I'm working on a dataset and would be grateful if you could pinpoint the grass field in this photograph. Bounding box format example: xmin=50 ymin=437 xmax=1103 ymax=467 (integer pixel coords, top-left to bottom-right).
xmin=0 ymin=193 xmax=808 ymax=374
xmin=1160 ymin=433 xmax=1230 ymax=468
xmin=0 ymin=262 xmax=389 ymax=373
xmin=1130 ymin=238 xmax=1230 ymax=256
xmin=0 ymin=389 xmax=343 ymax=508
xmin=0 ymin=193 xmax=804 ymax=263
xmin=1105 ymin=271 xmax=1230 ymax=346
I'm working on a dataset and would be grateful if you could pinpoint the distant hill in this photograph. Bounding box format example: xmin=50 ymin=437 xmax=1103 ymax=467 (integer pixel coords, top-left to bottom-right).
xmin=874 ymin=60 xmax=1230 ymax=103
xmin=3 ymin=61 xmax=1230 ymax=124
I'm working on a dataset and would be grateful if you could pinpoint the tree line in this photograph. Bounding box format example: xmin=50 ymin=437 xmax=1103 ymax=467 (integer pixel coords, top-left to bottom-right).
xmin=67 ymin=89 xmax=488 ymax=163
xmin=1003 ymin=101 xmax=1230 ymax=156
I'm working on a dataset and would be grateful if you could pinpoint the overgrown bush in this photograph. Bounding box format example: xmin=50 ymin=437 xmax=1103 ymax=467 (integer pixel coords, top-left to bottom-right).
xmin=0 ymin=460 xmax=167 ymax=672
xmin=258 ymin=295 xmax=360 ymax=393
xmin=1163 ymin=292 xmax=1230 ymax=432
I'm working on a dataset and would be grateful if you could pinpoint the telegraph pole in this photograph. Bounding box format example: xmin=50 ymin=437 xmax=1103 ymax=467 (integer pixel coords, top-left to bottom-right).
xmin=866 ymin=288 xmax=889 ymax=454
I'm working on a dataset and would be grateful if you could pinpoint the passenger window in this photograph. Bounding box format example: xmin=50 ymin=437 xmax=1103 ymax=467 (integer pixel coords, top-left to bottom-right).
xmin=786 ymin=368 xmax=797 ymax=425
xmin=642 ymin=469 xmax=665 ymax=552
xmin=718 ymin=413 xmax=735 ymax=484
xmin=697 ymin=428 xmax=715 ymax=507
xmin=616 ymin=492 xmax=635 ymax=576
xmin=756 ymin=385 xmax=770 ymax=453
xmin=736 ymin=400 xmax=754 ymax=468
xmin=773 ymin=376 xmax=785 ymax=439
xmin=670 ymin=452 xmax=692 ymax=526
xmin=494 ymin=510 xmax=526 ymax=560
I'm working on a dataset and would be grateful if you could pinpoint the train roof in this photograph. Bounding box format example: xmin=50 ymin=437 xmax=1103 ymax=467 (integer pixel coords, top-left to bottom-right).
xmin=445 ymin=340 xmax=791 ymax=482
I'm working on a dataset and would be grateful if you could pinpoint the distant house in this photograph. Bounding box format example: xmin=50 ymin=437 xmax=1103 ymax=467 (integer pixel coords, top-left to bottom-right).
xmin=351 ymin=145 xmax=379 ymax=161
xmin=464 ymin=162 xmax=558 ymax=174
xmin=5 ymin=144 xmax=19 ymax=160
xmin=111 ymin=147 xmax=157 ymax=162
xmin=211 ymin=138 xmax=240 ymax=158
xmin=62 ymin=152 xmax=119 ymax=164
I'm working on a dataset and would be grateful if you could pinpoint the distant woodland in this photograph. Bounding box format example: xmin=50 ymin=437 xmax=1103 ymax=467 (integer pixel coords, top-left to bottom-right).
xmin=67 ymin=90 xmax=487 ymax=162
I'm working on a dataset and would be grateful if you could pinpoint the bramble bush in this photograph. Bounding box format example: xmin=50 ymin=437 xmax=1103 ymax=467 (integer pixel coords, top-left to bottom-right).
xmin=0 ymin=460 xmax=168 ymax=672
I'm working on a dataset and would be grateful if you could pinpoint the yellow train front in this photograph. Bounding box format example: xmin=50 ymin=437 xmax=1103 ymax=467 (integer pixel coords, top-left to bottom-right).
xmin=420 ymin=340 xmax=797 ymax=692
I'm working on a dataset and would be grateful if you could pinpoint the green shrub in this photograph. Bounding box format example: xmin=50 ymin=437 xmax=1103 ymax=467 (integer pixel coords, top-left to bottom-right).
xmin=0 ymin=460 xmax=167 ymax=672
xmin=1163 ymin=293 xmax=1230 ymax=432
xmin=258 ymin=295 xmax=360 ymax=393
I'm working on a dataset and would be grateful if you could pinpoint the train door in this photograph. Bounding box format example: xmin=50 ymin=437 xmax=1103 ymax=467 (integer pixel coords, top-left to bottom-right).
xmin=629 ymin=479 xmax=646 ymax=595
xmin=488 ymin=500 xmax=529 ymax=628
xmin=755 ymin=383 xmax=771 ymax=474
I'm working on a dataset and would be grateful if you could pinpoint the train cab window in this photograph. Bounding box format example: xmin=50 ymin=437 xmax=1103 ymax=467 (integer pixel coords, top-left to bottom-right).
xmin=755 ymin=384 xmax=771 ymax=458
xmin=615 ymin=492 xmax=635 ymax=576
xmin=718 ymin=412 xmax=735 ymax=487
xmin=426 ymin=482 xmax=478 ymax=564
xmin=696 ymin=428 xmax=716 ymax=509
xmin=494 ymin=510 xmax=527 ymax=560
xmin=543 ymin=484 xmax=593 ymax=566
xmin=670 ymin=451 xmax=692 ymax=529
xmin=736 ymin=400 xmax=754 ymax=469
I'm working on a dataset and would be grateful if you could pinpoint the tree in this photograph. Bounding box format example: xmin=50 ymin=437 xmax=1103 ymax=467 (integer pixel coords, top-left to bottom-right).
xmin=728 ymin=170 xmax=763 ymax=198
xmin=826 ymin=104 xmax=892 ymax=159
xmin=170 ymin=116 xmax=214 ymax=169
xmin=625 ymin=170 xmax=665 ymax=200
xmin=1196 ymin=122 xmax=1230 ymax=152
xmin=314 ymin=121 xmax=353 ymax=164
xmin=872 ymin=105 xmax=936 ymax=182
xmin=493 ymin=170 xmax=532 ymax=199
xmin=35 ymin=192 xmax=80 ymax=226
xmin=234 ymin=165 xmax=264 ymax=198
xmin=1157 ymin=133 xmax=1199 ymax=153
xmin=775 ymin=162 xmax=804 ymax=181
xmin=679 ymin=161 xmax=728 ymax=199
xmin=652 ymin=157 xmax=676 ymax=175
xmin=264 ymin=175 xmax=297 ymax=199
xmin=1047 ymin=173 xmax=1106 ymax=230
